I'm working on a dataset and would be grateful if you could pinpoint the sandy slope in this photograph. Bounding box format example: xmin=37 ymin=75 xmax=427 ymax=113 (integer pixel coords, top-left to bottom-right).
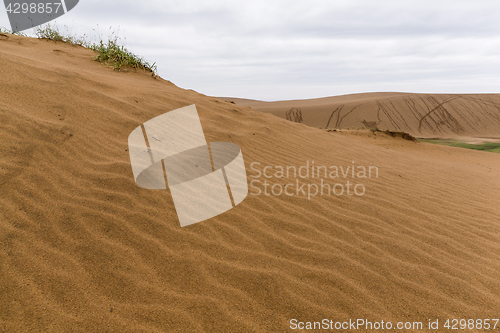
xmin=1 ymin=34 xmax=500 ymax=332
xmin=226 ymin=93 xmax=500 ymax=138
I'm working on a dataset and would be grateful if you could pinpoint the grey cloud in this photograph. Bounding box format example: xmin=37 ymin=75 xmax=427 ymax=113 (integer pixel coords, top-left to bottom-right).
xmin=1 ymin=0 xmax=498 ymax=100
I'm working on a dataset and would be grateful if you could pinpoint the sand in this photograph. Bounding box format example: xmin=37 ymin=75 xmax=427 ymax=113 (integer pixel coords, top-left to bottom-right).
xmin=225 ymin=93 xmax=500 ymax=138
xmin=1 ymin=34 xmax=500 ymax=332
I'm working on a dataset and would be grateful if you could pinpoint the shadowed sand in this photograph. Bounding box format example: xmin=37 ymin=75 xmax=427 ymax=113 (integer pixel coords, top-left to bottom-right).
xmin=1 ymin=34 xmax=500 ymax=332
xmin=226 ymin=93 xmax=500 ymax=138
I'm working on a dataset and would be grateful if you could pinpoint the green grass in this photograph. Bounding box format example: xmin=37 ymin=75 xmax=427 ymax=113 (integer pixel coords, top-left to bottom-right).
xmin=418 ymin=138 xmax=500 ymax=153
xmin=38 ymin=24 xmax=157 ymax=76
xmin=0 ymin=27 xmax=28 ymax=36
xmin=90 ymin=39 xmax=157 ymax=75
xmin=35 ymin=24 xmax=66 ymax=42
xmin=2 ymin=23 xmax=157 ymax=77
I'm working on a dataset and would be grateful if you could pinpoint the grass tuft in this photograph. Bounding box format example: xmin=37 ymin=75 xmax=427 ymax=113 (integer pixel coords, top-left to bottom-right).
xmin=35 ymin=24 xmax=65 ymax=41
xmin=30 ymin=23 xmax=158 ymax=77
xmin=0 ymin=27 xmax=29 ymax=36
xmin=90 ymin=39 xmax=157 ymax=76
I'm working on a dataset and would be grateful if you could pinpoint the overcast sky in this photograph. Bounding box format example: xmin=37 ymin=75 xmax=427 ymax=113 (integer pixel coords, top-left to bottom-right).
xmin=1 ymin=0 xmax=499 ymax=101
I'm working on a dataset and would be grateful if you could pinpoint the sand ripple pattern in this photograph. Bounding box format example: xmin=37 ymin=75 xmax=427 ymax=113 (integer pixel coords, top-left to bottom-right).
xmin=1 ymin=35 xmax=500 ymax=332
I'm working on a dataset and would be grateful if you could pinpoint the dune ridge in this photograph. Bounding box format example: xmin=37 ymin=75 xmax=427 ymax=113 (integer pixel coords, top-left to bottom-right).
xmin=1 ymin=34 xmax=500 ymax=332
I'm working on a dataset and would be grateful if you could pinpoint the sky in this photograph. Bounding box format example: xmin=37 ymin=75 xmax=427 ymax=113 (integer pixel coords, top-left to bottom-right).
xmin=1 ymin=0 xmax=499 ymax=101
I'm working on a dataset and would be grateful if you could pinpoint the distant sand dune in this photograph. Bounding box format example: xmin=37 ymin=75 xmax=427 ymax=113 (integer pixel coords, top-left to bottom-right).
xmin=226 ymin=93 xmax=500 ymax=138
xmin=1 ymin=35 xmax=500 ymax=332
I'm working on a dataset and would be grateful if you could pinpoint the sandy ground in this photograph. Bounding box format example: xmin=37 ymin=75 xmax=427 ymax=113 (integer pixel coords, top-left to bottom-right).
xmin=1 ymin=34 xmax=500 ymax=332
xmin=225 ymin=93 xmax=500 ymax=138
xmin=460 ymin=138 xmax=500 ymax=144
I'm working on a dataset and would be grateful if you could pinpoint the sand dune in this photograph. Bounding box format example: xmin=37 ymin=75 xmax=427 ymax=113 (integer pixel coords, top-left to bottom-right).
xmin=226 ymin=93 xmax=500 ymax=138
xmin=1 ymin=34 xmax=500 ymax=332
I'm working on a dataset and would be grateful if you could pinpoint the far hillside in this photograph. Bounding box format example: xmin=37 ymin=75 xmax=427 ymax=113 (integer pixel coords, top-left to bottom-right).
xmin=225 ymin=93 xmax=500 ymax=138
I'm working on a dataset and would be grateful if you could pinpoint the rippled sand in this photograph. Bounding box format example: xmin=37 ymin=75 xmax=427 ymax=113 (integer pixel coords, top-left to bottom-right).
xmin=1 ymin=34 xmax=500 ymax=332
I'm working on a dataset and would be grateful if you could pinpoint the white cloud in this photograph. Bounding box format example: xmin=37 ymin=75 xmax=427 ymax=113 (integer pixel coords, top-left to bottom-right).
xmin=1 ymin=0 xmax=499 ymax=100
